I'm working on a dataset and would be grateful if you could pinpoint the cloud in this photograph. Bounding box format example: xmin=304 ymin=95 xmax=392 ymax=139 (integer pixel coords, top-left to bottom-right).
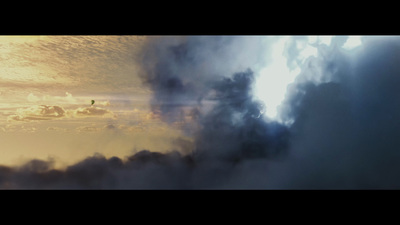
xmin=26 ymin=92 xmax=78 ymax=105
xmin=140 ymin=37 xmax=291 ymax=161
xmin=97 ymin=100 xmax=111 ymax=106
xmin=138 ymin=36 xmax=275 ymax=125
xmin=261 ymin=37 xmax=400 ymax=189
xmin=27 ymin=93 xmax=40 ymax=103
xmin=75 ymin=126 xmax=102 ymax=133
xmin=192 ymin=70 xmax=290 ymax=161
xmin=0 ymin=149 xmax=273 ymax=189
xmin=7 ymin=105 xmax=66 ymax=122
xmin=119 ymin=36 xmax=400 ymax=189
xmin=43 ymin=92 xmax=77 ymax=104
xmin=0 ymin=151 xmax=192 ymax=189
xmin=4 ymin=36 xmax=400 ymax=189
xmin=7 ymin=105 xmax=115 ymax=122
xmin=68 ymin=106 xmax=115 ymax=118
xmin=46 ymin=126 xmax=69 ymax=132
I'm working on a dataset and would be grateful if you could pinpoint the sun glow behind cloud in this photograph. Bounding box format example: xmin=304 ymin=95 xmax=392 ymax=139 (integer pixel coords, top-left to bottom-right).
xmin=254 ymin=36 xmax=363 ymax=122
xmin=254 ymin=37 xmax=301 ymax=121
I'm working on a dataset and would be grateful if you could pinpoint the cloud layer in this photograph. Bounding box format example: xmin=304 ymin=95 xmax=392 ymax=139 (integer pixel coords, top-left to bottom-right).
xmin=7 ymin=105 xmax=114 ymax=122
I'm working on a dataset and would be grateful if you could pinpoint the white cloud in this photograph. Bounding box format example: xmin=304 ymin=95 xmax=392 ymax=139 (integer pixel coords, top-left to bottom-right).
xmin=342 ymin=36 xmax=362 ymax=50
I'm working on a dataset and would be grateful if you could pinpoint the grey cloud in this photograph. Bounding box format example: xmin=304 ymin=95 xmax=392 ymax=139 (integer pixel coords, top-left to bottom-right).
xmin=193 ymin=69 xmax=290 ymax=162
xmin=139 ymin=36 xmax=290 ymax=162
xmin=0 ymin=149 xmax=276 ymax=189
xmin=133 ymin=36 xmax=400 ymax=189
xmin=139 ymin=36 xmax=274 ymax=125
xmin=267 ymin=37 xmax=400 ymax=189
xmin=0 ymin=151 xmax=192 ymax=189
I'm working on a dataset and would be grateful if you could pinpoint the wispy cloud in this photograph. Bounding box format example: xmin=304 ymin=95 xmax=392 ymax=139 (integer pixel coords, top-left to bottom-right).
xmin=7 ymin=105 xmax=115 ymax=122
xmin=68 ymin=107 xmax=115 ymax=118
xmin=0 ymin=36 xmax=147 ymax=95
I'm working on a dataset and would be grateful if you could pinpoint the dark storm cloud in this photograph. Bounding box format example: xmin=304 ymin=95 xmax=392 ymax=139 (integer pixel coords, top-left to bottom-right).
xmin=138 ymin=36 xmax=271 ymax=124
xmin=139 ymin=36 xmax=290 ymax=162
xmin=136 ymin=36 xmax=400 ymax=189
xmin=266 ymin=37 xmax=400 ymax=189
xmin=193 ymin=69 xmax=290 ymax=162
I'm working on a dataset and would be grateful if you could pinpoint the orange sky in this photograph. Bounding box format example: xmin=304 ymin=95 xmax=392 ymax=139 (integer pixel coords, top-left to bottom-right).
xmin=0 ymin=36 xmax=190 ymax=168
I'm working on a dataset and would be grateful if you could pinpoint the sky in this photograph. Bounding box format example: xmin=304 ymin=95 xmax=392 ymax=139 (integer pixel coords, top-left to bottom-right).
xmin=0 ymin=36 xmax=187 ymax=168
xmin=1 ymin=35 xmax=400 ymax=189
